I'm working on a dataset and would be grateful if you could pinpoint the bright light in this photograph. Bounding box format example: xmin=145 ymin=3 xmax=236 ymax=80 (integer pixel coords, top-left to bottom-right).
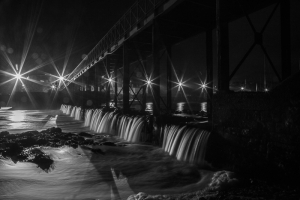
xmin=108 ymin=78 xmax=112 ymax=82
xmin=178 ymin=82 xmax=182 ymax=87
xmin=200 ymin=83 xmax=207 ymax=89
xmin=147 ymin=80 xmax=152 ymax=85
xmin=51 ymin=85 xmax=56 ymax=89
xmin=264 ymin=88 xmax=268 ymax=92
xmin=59 ymin=76 xmax=64 ymax=81
xmin=241 ymin=87 xmax=244 ymax=90
xmin=15 ymin=74 xmax=21 ymax=79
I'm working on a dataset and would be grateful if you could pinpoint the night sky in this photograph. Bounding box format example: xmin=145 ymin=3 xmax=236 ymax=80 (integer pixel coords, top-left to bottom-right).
xmin=0 ymin=0 xmax=299 ymax=92
xmin=0 ymin=0 xmax=135 ymax=77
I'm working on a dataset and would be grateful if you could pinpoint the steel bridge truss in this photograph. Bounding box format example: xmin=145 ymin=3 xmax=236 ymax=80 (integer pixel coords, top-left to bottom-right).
xmin=62 ymin=0 xmax=167 ymax=90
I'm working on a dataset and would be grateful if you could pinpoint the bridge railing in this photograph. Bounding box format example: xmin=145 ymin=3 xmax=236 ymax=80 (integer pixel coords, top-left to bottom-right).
xmin=63 ymin=0 xmax=166 ymax=89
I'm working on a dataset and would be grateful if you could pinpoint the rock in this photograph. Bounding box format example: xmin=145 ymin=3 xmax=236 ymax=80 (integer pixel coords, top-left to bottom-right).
xmin=20 ymin=131 xmax=39 ymax=137
xmin=36 ymin=139 xmax=48 ymax=146
xmin=78 ymin=132 xmax=93 ymax=138
xmin=2 ymin=143 xmax=23 ymax=158
xmin=54 ymin=127 xmax=62 ymax=133
xmin=77 ymin=136 xmax=85 ymax=142
xmin=100 ymin=141 xmax=116 ymax=146
xmin=30 ymin=153 xmax=54 ymax=172
xmin=208 ymin=171 xmax=238 ymax=190
xmin=127 ymin=192 xmax=148 ymax=200
xmin=83 ymin=139 xmax=94 ymax=145
xmin=0 ymin=131 xmax=9 ymax=137
xmin=19 ymin=137 xmax=37 ymax=147
xmin=91 ymin=148 xmax=105 ymax=155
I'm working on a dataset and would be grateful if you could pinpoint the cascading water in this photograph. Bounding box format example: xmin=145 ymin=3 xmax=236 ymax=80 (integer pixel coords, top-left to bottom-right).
xmin=116 ymin=115 xmax=145 ymax=143
xmin=90 ymin=109 xmax=103 ymax=131
xmin=61 ymin=104 xmax=210 ymax=165
xmin=66 ymin=105 xmax=72 ymax=115
xmin=162 ymin=125 xmax=210 ymax=165
xmin=60 ymin=104 xmax=67 ymax=113
xmin=70 ymin=106 xmax=76 ymax=117
xmin=73 ymin=105 xmax=145 ymax=143
xmin=74 ymin=107 xmax=82 ymax=120
xmin=96 ymin=112 xmax=115 ymax=134
xmin=84 ymin=109 xmax=93 ymax=127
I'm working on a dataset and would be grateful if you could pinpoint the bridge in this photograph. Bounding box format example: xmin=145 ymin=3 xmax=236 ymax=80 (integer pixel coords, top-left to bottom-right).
xmin=60 ymin=0 xmax=294 ymax=122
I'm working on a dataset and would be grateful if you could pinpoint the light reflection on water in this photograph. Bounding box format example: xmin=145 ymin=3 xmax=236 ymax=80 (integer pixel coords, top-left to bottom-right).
xmin=8 ymin=110 xmax=26 ymax=129
xmin=0 ymin=110 xmax=62 ymax=134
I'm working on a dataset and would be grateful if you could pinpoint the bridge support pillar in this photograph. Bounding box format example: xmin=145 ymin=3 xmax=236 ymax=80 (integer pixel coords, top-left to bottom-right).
xmin=166 ymin=45 xmax=172 ymax=114
xmin=216 ymin=0 xmax=229 ymax=91
xmin=93 ymin=63 xmax=98 ymax=107
xmin=152 ymin=20 xmax=161 ymax=116
xmin=281 ymin=0 xmax=291 ymax=80
xmin=114 ymin=57 xmax=119 ymax=108
xmin=106 ymin=57 xmax=111 ymax=108
xmin=206 ymin=29 xmax=213 ymax=126
xmin=123 ymin=43 xmax=130 ymax=114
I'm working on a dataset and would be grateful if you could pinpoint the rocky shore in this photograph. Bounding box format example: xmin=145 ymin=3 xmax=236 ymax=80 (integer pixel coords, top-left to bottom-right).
xmin=1 ymin=127 xmax=299 ymax=199
xmin=0 ymin=127 xmax=121 ymax=172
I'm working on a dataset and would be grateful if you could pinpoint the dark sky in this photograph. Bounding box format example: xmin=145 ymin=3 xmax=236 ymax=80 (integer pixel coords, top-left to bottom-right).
xmin=0 ymin=0 xmax=299 ymax=91
xmin=172 ymin=0 xmax=300 ymax=89
xmin=0 ymin=0 xmax=135 ymax=77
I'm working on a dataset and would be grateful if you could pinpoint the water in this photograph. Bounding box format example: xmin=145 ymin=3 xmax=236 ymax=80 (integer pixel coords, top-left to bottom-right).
xmin=0 ymin=107 xmax=214 ymax=199
xmin=80 ymin=106 xmax=145 ymax=143
xmin=162 ymin=125 xmax=210 ymax=165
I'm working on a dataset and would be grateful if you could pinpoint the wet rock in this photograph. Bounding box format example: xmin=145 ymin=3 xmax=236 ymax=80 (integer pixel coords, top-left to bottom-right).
xmin=36 ymin=139 xmax=48 ymax=146
xmin=20 ymin=131 xmax=39 ymax=137
xmin=208 ymin=171 xmax=238 ymax=190
xmin=91 ymin=148 xmax=105 ymax=155
xmin=2 ymin=143 xmax=23 ymax=158
xmin=19 ymin=137 xmax=37 ymax=147
xmin=0 ymin=131 xmax=9 ymax=137
xmin=100 ymin=141 xmax=116 ymax=146
xmin=83 ymin=139 xmax=94 ymax=145
xmin=78 ymin=132 xmax=93 ymax=138
xmin=77 ymin=136 xmax=85 ymax=142
xmin=30 ymin=153 xmax=54 ymax=172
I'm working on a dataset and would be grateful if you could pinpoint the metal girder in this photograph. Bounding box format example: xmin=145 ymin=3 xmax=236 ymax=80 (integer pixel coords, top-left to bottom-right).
xmin=206 ymin=29 xmax=213 ymax=125
xmin=61 ymin=0 xmax=168 ymax=90
xmin=229 ymin=1 xmax=282 ymax=82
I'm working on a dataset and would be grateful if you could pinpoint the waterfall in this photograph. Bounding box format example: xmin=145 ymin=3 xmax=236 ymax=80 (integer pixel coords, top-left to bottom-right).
xmin=162 ymin=125 xmax=210 ymax=165
xmin=84 ymin=109 xmax=94 ymax=127
xmin=96 ymin=112 xmax=112 ymax=133
xmin=70 ymin=107 xmax=76 ymax=117
xmin=61 ymin=104 xmax=210 ymax=164
xmin=66 ymin=105 xmax=72 ymax=115
xmin=60 ymin=104 xmax=68 ymax=113
xmin=74 ymin=107 xmax=82 ymax=120
xmin=115 ymin=115 xmax=145 ymax=143
xmin=60 ymin=104 xmax=73 ymax=115
xmin=93 ymin=110 xmax=105 ymax=131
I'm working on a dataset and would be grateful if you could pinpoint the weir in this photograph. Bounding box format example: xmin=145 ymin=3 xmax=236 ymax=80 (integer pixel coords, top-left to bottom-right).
xmin=60 ymin=104 xmax=211 ymax=165
xmin=55 ymin=0 xmax=300 ymax=187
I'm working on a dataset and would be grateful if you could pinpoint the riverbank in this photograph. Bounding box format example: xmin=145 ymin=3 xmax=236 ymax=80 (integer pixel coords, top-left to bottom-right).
xmin=1 ymin=127 xmax=299 ymax=199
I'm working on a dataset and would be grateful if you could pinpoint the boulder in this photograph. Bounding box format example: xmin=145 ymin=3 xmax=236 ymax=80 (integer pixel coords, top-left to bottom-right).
xmin=0 ymin=131 xmax=9 ymax=137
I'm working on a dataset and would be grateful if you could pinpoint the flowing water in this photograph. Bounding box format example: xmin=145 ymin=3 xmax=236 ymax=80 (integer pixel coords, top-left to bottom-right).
xmin=0 ymin=106 xmax=215 ymax=200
